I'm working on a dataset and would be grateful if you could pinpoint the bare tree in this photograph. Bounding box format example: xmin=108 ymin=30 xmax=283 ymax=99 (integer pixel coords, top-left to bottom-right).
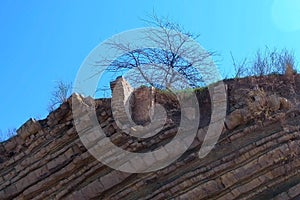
xmin=99 ymin=14 xmax=216 ymax=90
xmin=48 ymin=80 xmax=72 ymax=112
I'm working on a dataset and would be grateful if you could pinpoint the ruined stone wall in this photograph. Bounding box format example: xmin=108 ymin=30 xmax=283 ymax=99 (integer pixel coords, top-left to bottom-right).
xmin=1 ymin=76 xmax=300 ymax=200
xmin=130 ymin=87 xmax=155 ymax=125
xmin=110 ymin=77 xmax=156 ymax=127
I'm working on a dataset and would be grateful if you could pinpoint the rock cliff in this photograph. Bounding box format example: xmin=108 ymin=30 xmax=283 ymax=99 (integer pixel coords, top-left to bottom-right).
xmin=1 ymin=75 xmax=300 ymax=199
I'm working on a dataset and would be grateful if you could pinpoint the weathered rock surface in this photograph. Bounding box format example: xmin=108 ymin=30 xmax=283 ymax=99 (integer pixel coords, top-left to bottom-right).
xmin=1 ymin=75 xmax=300 ymax=199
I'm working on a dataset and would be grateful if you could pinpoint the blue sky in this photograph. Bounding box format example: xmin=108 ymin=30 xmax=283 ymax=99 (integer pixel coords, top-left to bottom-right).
xmin=1 ymin=0 xmax=300 ymax=137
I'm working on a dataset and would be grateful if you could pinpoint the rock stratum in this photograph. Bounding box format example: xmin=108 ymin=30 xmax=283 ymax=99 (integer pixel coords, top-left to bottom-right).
xmin=1 ymin=75 xmax=300 ymax=200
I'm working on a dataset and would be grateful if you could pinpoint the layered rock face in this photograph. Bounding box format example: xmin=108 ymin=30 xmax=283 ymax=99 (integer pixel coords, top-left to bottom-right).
xmin=1 ymin=75 xmax=300 ymax=199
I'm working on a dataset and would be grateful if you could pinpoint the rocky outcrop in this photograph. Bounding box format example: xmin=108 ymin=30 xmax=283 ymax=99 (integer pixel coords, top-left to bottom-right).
xmin=225 ymin=87 xmax=292 ymax=130
xmin=1 ymin=75 xmax=300 ymax=199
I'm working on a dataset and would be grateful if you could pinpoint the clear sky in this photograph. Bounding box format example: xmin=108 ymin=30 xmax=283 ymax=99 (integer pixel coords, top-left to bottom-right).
xmin=1 ymin=0 xmax=300 ymax=138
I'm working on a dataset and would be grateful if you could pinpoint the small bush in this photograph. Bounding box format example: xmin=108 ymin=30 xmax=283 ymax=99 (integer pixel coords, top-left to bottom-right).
xmin=230 ymin=51 xmax=248 ymax=78
xmin=250 ymin=47 xmax=297 ymax=76
xmin=48 ymin=80 xmax=72 ymax=112
xmin=0 ymin=128 xmax=17 ymax=142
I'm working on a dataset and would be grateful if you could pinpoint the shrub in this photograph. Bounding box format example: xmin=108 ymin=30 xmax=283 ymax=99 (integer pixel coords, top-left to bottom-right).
xmin=250 ymin=47 xmax=297 ymax=76
xmin=0 ymin=128 xmax=17 ymax=142
xmin=48 ymin=80 xmax=72 ymax=112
